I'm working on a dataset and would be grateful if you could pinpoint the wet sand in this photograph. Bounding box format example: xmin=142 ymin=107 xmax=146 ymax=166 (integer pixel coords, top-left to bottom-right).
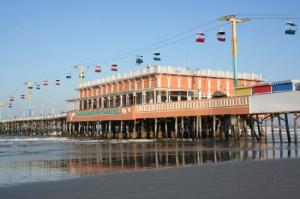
xmin=1 ymin=158 xmax=300 ymax=199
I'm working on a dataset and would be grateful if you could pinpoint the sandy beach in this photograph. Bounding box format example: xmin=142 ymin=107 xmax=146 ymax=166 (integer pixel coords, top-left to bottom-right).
xmin=1 ymin=158 xmax=300 ymax=199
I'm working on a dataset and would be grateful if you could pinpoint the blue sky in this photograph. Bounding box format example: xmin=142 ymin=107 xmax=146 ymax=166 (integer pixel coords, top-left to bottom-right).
xmin=0 ymin=0 xmax=299 ymax=119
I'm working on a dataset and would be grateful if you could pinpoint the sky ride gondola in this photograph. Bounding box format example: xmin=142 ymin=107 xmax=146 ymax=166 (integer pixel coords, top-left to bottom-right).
xmin=27 ymin=84 xmax=33 ymax=90
xmin=55 ymin=80 xmax=61 ymax=86
xmin=153 ymin=52 xmax=161 ymax=61
xmin=95 ymin=65 xmax=101 ymax=73
xmin=66 ymin=72 xmax=71 ymax=79
xmin=36 ymin=84 xmax=41 ymax=90
xmin=285 ymin=20 xmax=297 ymax=35
xmin=136 ymin=55 xmax=143 ymax=65
xmin=9 ymin=97 xmax=14 ymax=102
xmin=21 ymin=94 xmax=26 ymax=99
xmin=217 ymin=30 xmax=226 ymax=42
xmin=195 ymin=32 xmax=206 ymax=43
xmin=43 ymin=80 xmax=48 ymax=86
xmin=111 ymin=64 xmax=118 ymax=72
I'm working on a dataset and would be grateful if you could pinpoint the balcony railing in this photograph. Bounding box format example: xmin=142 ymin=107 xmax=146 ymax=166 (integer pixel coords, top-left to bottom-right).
xmin=1 ymin=113 xmax=67 ymax=123
xmin=135 ymin=96 xmax=248 ymax=113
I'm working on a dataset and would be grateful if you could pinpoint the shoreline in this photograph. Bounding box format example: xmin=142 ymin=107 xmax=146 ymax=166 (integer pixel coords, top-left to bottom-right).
xmin=1 ymin=158 xmax=300 ymax=199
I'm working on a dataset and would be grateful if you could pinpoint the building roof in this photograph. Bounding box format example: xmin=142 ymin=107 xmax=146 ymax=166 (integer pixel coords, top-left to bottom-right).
xmin=79 ymin=65 xmax=262 ymax=89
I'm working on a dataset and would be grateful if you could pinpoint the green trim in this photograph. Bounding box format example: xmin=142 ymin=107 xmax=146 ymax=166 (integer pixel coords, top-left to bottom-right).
xmin=76 ymin=109 xmax=121 ymax=116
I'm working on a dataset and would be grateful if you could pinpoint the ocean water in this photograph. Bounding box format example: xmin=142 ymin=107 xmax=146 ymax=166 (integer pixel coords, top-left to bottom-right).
xmin=0 ymin=134 xmax=299 ymax=187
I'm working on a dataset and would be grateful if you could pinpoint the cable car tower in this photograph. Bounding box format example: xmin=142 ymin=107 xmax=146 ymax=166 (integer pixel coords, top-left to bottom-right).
xmin=219 ymin=15 xmax=250 ymax=88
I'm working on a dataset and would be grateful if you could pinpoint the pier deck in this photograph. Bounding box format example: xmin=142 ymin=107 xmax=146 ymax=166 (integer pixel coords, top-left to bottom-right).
xmin=1 ymin=92 xmax=300 ymax=142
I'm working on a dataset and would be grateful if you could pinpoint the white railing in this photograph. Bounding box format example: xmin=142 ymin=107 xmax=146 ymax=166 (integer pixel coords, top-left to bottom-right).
xmin=1 ymin=113 xmax=67 ymax=123
xmin=79 ymin=65 xmax=262 ymax=88
xmin=136 ymin=96 xmax=249 ymax=113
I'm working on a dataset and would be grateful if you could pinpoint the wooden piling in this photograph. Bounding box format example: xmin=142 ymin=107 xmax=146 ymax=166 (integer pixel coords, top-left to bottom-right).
xmin=284 ymin=113 xmax=291 ymax=143
xmin=143 ymin=119 xmax=148 ymax=139
xmin=231 ymin=115 xmax=239 ymax=140
xmin=249 ymin=116 xmax=260 ymax=142
xmin=294 ymin=113 xmax=298 ymax=144
xmin=164 ymin=118 xmax=168 ymax=139
xmin=157 ymin=119 xmax=162 ymax=139
xmin=132 ymin=120 xmax=137 ymax=139
xmin=243 ymin=118 xmax=248 ymax=140
xmin=271 ymin=115 xmax=275 ymax=143
xmin=154 ymin=118 xmax=158 ymax=139
xmin=175 ymin=117 xmax=178 ymax=139
xmin=224 ymin=116 xmax=229 ymax=141
xmin=256 ymin=114 xmax=262 ymax=138
xmin=278 ymin=115 xmax=283 ymax=143
xmin=120 ymin=120 xmax=123 ymax=133
xmin=107 ymin=121 xmax=113 ymax=139
xmin=199 ymin=116 xmax=202 ymax=139
xmin=264 ymin=118 xmax=268 ymax=143
xmin=212 ymin=116 xmax=216 ymax=139
xmin=196 ymin=116 xmax=199 ymax=139
xmin=181 ymin=117 xmax=184 ymax=139
xmin=193 ymin=116 xmax=196 ymax=140
xmin=237 ymin=115 xmax=241 ymax=140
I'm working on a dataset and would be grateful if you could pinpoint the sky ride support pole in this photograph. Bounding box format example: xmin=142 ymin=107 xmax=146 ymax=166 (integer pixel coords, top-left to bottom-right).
xmin=28 ymin=89 xmax=32 ymax=117
xmin=79 ymin=66 xmax=84 ymax=85
xmin=25 ymin=81 xmax=35 ymax=117
xmin=75 ymin=65 xmax=85 ymax=86
xmin=231 ymin=20 xmax=238 ymax=87
xmin=74 ymin=65 xmax=88 ymax=86
xmin=219 ymin=15 xmax=250 ymax=88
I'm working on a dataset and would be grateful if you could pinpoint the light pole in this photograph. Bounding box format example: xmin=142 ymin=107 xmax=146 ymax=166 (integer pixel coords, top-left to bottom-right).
xmin=219 ymin=15 xmax=250 ymax=88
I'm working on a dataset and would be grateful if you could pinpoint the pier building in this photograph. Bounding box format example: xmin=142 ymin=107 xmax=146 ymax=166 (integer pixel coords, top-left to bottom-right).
xmin=65 ymin=65 xmax=263 ymax=139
